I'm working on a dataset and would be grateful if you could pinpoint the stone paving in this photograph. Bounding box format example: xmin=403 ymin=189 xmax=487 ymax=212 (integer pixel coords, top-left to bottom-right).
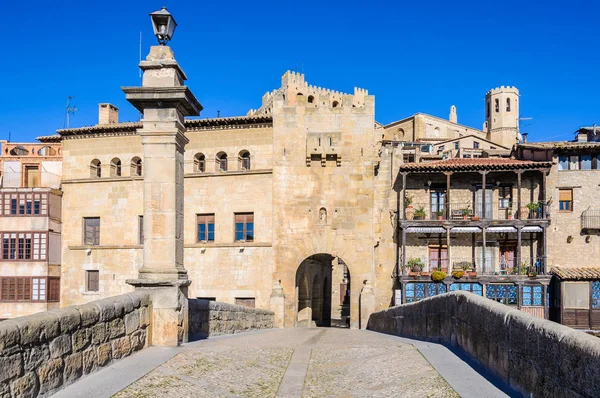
xmin=114 ymin=328 xmax=458 ymax=398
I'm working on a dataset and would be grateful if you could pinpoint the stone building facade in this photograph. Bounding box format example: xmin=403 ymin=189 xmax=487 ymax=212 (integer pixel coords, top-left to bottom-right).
xmin=0 ymin=138 xmax=63 ymax=319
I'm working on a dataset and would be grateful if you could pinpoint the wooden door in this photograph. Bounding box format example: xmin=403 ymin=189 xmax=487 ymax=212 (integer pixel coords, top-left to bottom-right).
xmin=499 ymin=244 xmax=516 ymax=273
xmin=429 ymin=246 xmax=448 ymax=272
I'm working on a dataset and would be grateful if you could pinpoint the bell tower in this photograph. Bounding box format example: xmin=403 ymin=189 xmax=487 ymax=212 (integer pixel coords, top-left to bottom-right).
xmin=484 ymin=86 xmax=520 ymax=148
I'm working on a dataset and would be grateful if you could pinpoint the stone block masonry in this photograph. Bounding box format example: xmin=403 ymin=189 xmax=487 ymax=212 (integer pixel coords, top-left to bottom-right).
xmin=0 ymin=291 xmax=150 ymax=398
xmin=188 ymin=299 xmax=274 ymax=340
xmin=367 ymin=291 xmax=600 ymax=397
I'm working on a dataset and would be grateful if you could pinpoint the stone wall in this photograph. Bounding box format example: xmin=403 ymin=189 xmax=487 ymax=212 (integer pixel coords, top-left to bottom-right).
xmin=0 ymin=291 xmax=150 ymax=397
xmin=188 ymin=300 xmax=274 ymax=340
xmin=367 ymin=291 xmax=600 ymax=397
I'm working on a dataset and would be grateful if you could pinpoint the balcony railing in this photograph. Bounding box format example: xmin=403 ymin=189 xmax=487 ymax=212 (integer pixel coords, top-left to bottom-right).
xmin=404 ymin=201 xmax=549 ymax=221
xmin=582 ymin=209 xmax=600 ymax=230
xmin=406 ymin=256 xmax=547 ymax=276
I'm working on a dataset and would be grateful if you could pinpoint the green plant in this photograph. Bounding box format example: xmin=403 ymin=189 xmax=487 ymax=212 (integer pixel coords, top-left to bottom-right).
xmin=405 ymin=194 xmax=413 ymax=206
xmin=407 ymin=257 xmax=424 ymax=272
xmin=435 ymin=210 xmax=444 ymax=217
xmin=451 ymin=270 xmax=464 ymax=279
xmin=511 ymin=263 xmax=528 ymax=275
xmin=414 ymin=207 xmax=426 ymax=218
xmin=526 ymin=202 xmax=540 ymax=212
xmin=461 ymin=206 xmax=472 ymax=217
xmin=431 ymin=270 xmax=447 ymax=282
xmin=455 ymin=261 xmax=472 ymax=271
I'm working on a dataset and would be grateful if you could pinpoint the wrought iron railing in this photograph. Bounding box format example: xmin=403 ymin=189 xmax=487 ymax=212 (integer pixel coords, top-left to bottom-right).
xmin=582 ymin=208 xmax=600 ymax=230
xmin=403 ymin=200 xmax=549 ymax=221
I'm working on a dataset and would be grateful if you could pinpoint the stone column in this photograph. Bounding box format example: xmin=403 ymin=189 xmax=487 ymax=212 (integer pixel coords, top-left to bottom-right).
xmin=359 ymin=279 xmax=375 ymax=329
xmin=270 ymin=280 xmax=285 ymax=328
xmin=124 ymin=45 xmax=202 ymax=347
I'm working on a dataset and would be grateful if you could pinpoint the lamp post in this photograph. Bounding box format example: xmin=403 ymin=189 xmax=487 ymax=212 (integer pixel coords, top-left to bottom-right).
xmin=150 ymin=7 xmax=177 ymax=45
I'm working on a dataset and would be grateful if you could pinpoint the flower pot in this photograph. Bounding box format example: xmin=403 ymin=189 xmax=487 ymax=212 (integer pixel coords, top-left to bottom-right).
xmin=471 ymin=216 xmax=480 ymax=221
xmin=528 ymin=273 xmax=538 ymax=278
xmin=408 ymin=272 xmax=419 ymax=277
xmin=507 ymin=215 xmax=513 ymax=220
xmin=437 ymin=216 xmax=444 ymax=220
xmin=421 ymin=271 xmax=431 ymax=276
xmin=468 ymin=271 xmax=477 ymax=277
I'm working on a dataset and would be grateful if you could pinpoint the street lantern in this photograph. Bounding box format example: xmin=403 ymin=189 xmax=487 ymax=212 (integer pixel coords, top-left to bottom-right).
xmin=150 ymin=7 xmax=177 ymax=45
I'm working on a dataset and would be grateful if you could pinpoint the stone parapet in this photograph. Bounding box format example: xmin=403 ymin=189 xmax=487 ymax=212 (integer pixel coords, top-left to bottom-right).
xmin=188 ymin=300 xmax=274 ymax=340
xmin=367 ymin=291 xmax=600 ymax=397
xmin=0 ymin=291 xmax=150 ymax=397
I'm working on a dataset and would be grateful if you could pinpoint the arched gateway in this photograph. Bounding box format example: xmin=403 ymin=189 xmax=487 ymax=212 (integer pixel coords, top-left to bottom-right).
xmin=295 ymin=254 xmax=351 ymax=328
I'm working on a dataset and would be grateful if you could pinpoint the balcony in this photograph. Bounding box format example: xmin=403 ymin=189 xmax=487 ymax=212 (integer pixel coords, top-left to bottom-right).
xmin=405 ymin=256 xmax=547 ymax=276
xmin=582 ymin=209 xmax=600 ymax=230
xmin=403 ymin=201 xmax=549 ymax=222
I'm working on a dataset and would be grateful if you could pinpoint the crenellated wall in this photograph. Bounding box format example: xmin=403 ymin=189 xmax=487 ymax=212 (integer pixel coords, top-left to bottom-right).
xmin=367 ymin=291 xmax=600 ymax=397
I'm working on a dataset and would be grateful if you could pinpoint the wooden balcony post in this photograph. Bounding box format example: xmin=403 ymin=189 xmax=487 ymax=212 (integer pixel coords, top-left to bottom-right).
xmin=401 ymin=227 xmax=407 ymax=276
xmin=445 ymin=172 xmax=452 ymax=218
xmin=401 ymin=172 xmax=407 ymax=220
xmin=516 ymin=170 xmax=523 ymax=219
xmin=482 ymin=226 xmax=487 ymax=273
xmin=541 ymin=169 xmax=548 ymax=218
xmin=516 ymin=226 xmax=522 ymax=274
xmin=481 ymin=171 xmax=488 ymax=219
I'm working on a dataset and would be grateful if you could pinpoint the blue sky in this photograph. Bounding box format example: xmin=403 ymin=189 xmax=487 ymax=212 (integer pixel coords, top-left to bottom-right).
xmin=1 ymin=1 xmax=598 ymax=143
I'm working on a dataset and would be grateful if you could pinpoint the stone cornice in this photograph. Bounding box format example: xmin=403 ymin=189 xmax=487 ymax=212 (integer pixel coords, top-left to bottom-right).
xmin=185 ymin=169 xmax=272 ymax=178
xmin=184 ymin=242 xmax=272 ymax=248
xmin=62 ymin=176 xmax=144 ymax=184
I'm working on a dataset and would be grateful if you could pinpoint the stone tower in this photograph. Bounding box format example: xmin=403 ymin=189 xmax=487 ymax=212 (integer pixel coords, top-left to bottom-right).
xmin=484 ymin=86 xmax=520 ymax=148
xmin=449 ymin=105 xmax=457 ymax=123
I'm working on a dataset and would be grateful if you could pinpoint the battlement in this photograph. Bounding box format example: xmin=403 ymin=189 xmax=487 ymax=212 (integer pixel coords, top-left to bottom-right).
xmin=248 ymin=71 xmax=371 ymax=116
xmin=486 ymin=86 xmax=520 ymax=96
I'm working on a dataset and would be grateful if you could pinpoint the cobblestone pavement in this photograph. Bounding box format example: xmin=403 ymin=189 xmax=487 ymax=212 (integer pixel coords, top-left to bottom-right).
xmin=114 ymin=328 xmax=458 ymax=398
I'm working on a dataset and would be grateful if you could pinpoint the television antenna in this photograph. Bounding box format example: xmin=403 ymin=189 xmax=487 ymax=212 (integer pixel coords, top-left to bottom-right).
xmin=517 ymin=114 xmax=532 ymax=142
xmin=63 ymin=96 xmax=78 ymax=128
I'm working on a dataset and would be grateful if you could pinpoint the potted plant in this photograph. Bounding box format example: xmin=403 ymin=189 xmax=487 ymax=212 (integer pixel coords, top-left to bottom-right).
xmin=507 ymin=209 xmax=513 ymax=220
xmin=451 ymin=270 xmax=464 ymax=279
xmin=526 ymin=202 xmax=540 ymax=219
xmin=407 ymin=257 xmax=424 ymax=277
xmin=511 ymin=263 xmax=528 ymax=275
xmin=528 ymin=267 xmax=538 ymax=277
xmin=436 ymin=210 xmax=444 ymax=220
xmin=431 ymin=269 xmax=447 ymax=282
xmin=462 ymin=207 xmax=471 ymax=220
xmin=405 ymin=194 xmax=414 ymax=220
xmin=414 ymin=206 xmax=426 ymax=220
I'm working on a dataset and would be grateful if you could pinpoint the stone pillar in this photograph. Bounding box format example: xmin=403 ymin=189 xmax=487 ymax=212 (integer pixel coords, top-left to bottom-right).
xmin=124 ymin=45 xmax=202 ymax=347
xmin=270 ymin=280 xmax=285 ymax=328
xmin=359 ymin=279 xmax=375 ymax=329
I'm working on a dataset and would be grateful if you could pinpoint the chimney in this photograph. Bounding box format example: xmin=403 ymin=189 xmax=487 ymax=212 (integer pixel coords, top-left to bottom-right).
xmin=98 ymin=103 xmax=119 ymax=125
xmin=449 ymin=105 xmax=457 ymax=123
xmin=522 ymin=132 xmax=528 ymax=143
xmin=576 ymin=130 xmax=588 ymax=142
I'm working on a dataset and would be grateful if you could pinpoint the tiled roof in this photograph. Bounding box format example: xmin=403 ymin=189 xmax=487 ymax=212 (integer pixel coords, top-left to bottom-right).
xmin=398 ymin=158 xmax=552 ymax=172
xmin=35 ymin=134 xmax=62 ymax=142
xmin=551 ymin=266 xmax=600 ymax=280
xmin=57 ymin=115 xmax=273 ymax=136
xmin=518 ymin=141 xmax=600 ymax=150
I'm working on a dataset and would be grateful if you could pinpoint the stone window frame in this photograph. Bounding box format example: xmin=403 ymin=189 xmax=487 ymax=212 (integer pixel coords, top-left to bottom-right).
xmin=90 ymin=159 xmax=102 ymax=178
xmin=110 ymin=158 xmax=122 ymax=177
xmin=238 ymin=150 xmax=251 ymax=171
xmin=83 ymin=217 xmax=100 ymax=246
xmin=216 ymin=152 xmax=228 ymax=172
xmin=234 ymin=212 xmax=254 ymax=242
xmin=558 ymin=189 xmax=573 ymax=212
xmin=138 ymin=215 xmax=144 ymax=245
xmin=197 ymin=213 xmax=215 ymax=243
xmin=194 ymin=153 xmax=206 ymax=172
xmin=131 ymin=157 xmax=143 ymax=176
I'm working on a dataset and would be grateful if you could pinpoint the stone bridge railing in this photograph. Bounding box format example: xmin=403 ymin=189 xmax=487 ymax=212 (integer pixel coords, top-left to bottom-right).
xmin=0 ymin=292 xmax=150 ymax=397
xmin=0 ymin=294 xmax=274 ymax=397
xmin=367 ymin=291 xmax=600 ymax=398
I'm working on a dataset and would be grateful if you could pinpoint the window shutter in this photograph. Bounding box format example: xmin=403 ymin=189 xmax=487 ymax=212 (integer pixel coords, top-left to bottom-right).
xmin=559 ymin=189 xmax=572 ymax=201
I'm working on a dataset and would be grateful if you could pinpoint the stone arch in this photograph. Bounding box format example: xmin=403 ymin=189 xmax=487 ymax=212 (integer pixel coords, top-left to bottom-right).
xmin=38 ymin=146 xmax=57 ymax=156
xmin=238 ymin=150 xmax=251 ymax=171
xmin=110 ymin=157 xmax=122 ymax=177
xmin=297 ymin=271 xmax=310 ymax=326
xmin=130 ymin=156 xmax=142 ymax=176
xmin=10 ymin=146 xmax=28 ymax=156
xmin=90 ymin=159 xmax=101 ymax=178
xmin=319 ymin=207 xmax=327 ymax=224
xmin=216 ymin=151 xmax=228 ymax=172
xmin=332 ymin=101 xmax=339 ymax=108
xmin=395 ymin=128 xmax=405 ymax=141
xmin=194 ymin=153 xmax=206 ymax=172
xmin=307 ymin=95 xmax=314 ymax=103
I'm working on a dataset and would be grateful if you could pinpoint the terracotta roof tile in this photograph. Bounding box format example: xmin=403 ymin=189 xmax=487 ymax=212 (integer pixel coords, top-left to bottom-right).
xmin=551 ymin=266 xmax=600 ymax=280
xmin=518 ymin=141 xmax=600 ymax=150
xmin=398 ymin=158 xmax=552 ymax=172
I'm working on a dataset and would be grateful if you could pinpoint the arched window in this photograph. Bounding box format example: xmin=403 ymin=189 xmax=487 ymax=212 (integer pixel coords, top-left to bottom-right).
xmin=131 ymin=157 xmax=142 ymax=176
xmin=194 ymin=153 xmax=206 ymax=172
xmin=506 ymin=98 xmax=511 ymax=112
xmin=495 ymin=98 xmax=499 ymax=113
xmin=38 ymin=146 xmax=57 ymax=156
xmin=486 ymin=101 xmax=490 ymax=118
xmin=9 ymin=146 xmax=28 ymax=156
xmin=308 ymin=95 xmax=314 ymax=103
xmin=110 ymin=158 xmax=122 ymax=177
xmin=239 ymin=150 xmax=251 ymax=170
xmin=332 ymin=101 xmax=339 ymax=108
xmin=216 ymin=152 xmax=228 ymax=171
xmin=90 ymin=159 xmax=101 ymax=178
xmin=297 ymin=92 xmax=304 ymax=96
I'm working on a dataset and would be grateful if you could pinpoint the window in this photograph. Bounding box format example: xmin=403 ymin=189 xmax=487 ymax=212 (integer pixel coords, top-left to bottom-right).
xmin=1 ymin=193 xmax=47 ymax=216
xmin=194 ymin=153 xmax=206 ymax=172
xmin=239 ymin=151 xmax=251 ymax=171
xmin=506 ymin=98 xmax=511 ymax=112
xmin=438 ymin=145 xmax=445 ymax=152
xmin=235 ymin=297 xmax=256 ymax=308
xmin=454 ymin=142 xmax=459 ymax=150
xmin=558 ymin=156 xmax=568 ymax=170
xmin=131 ymin=157 xmax=143 ymax=176
xmin=569 ymin=155 xmax=579 ymax=170
xmin=197 ymin=214 xmax=215 ymax=242
xmin=24 ymin=165 xmax=40 ymax=188
xmin=403 ymin=154 xmax=415 ymax=163
xmin=90 ymin=159 xmax=101 ymax=178
xmin=332 ymin=101 xmax=339 ymax=108
xmin=138 ymin=216 xmax=144 ymax=245
xmin=1 ymin=232 xmax=47 ymax=261
xmin=110 ymin=158 xmax=122 ymax=177
xmin=486 ymin=100 xmax=490 ymax=118
xmin=84 ymin=217 xmax=100 ymax=245
xmin=405 ymin=282 xmax=447 ymax=303
xmin=86 ymin=271 xmax=99 ymax=292
xmin=559 ymin=189 xmax=573 ymax=212
xmin=581 ymin=155 xmax=592 ymax=170
xmin=494 ymin=98 xmax=499 ymax=113
xmin=0 ymin=277 xmax=58 ymax=302
xmin=563 ymin=282 xmax=589 ymax=309
xmin=217 ymin=153 xmax=228 ymax=171
xmin=473 ymin=141 xmax=479 ymax=149
xmin=235 ymin=213 xmax=254 ymax=242
xmin=592 ymin=282 xmax=600 ymax=309
xmin=522 ymin=285 xmax=543 ymax=306
xmin=450 ymin=283 xmax=482 ymax=296
xmin=486 ymin=284 xmax=517 ymax=305
xmin=498 ymin=186 xmax=512 ymax=209
xmin=307 ymin=95 xmax=314 ymax=104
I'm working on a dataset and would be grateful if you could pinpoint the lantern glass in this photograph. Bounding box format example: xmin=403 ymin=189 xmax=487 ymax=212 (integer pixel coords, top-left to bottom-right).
xmin=150 ymin=7 xmax=177 ymax=45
